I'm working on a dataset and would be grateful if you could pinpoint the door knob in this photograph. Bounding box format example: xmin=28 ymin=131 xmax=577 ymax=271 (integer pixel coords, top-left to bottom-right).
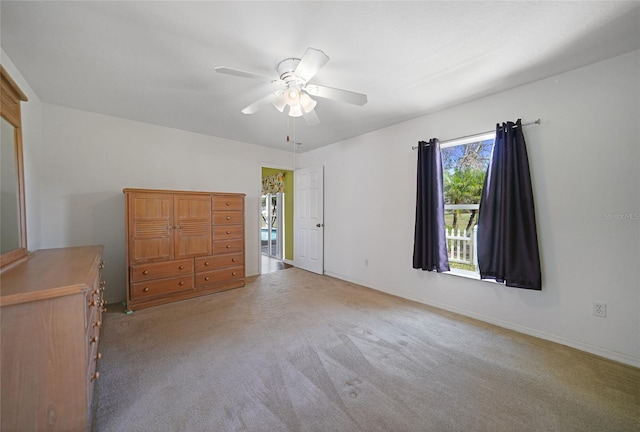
xmin=316 ymin=223 xmax=324 ymax=228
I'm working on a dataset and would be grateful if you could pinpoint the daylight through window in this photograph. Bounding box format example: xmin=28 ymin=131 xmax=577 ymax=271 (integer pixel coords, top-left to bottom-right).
xmin=441 ymin=134 xmax=495 ymax=275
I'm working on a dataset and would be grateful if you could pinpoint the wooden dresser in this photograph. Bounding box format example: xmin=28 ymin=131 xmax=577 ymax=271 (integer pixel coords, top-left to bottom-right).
xmin=124 ymin=188 xmax=246 ymax=311
xmin=0 ymin=245 xmax=106 ymax=432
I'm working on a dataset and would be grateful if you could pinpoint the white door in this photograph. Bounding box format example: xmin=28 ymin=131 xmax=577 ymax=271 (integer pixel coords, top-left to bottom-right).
xmin=294 ymin=166 xmax=324 ymax=274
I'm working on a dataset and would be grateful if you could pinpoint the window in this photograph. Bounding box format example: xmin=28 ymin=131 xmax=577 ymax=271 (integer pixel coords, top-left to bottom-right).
xmin=441 ymin=133 xmax=495 ymax=275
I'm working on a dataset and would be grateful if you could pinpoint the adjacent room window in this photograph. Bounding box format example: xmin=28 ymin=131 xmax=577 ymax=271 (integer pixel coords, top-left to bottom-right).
xmin=441 ymin=133 xmax=494 ymax=275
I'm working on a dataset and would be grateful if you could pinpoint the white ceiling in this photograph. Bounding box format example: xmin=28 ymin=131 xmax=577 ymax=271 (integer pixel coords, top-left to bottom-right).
xmin=2 ymin=1 xmax=639 ymax=152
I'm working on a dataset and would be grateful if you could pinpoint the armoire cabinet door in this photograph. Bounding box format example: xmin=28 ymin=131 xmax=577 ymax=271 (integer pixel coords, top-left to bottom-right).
xmin=128 ymin=193 xmax=173 ymax=264
xmin=174 ymin=195 xmax=212 ymax=259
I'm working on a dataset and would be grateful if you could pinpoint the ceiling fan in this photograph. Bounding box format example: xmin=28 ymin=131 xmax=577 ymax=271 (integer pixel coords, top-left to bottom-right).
xmin=215 ymin=47 xmax=368 ymax=126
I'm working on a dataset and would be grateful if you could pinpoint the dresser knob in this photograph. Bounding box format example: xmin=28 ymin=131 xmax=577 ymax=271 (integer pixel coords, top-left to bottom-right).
xmin=179 ymin=281 xmax=184 ymax=286
xmin=232 ymin=272 xmax=237 ymax=276
xmin=143 ymin=287 xmax=149 ymax=292
xmin=204 ymin=276 xmax=210 ymax=281
xmin=226 ymin=230 xmax=231 ymax=234
xmin=226 ymin=245 xmax=231 ymax=249
xmin=232 ymin=258 xmax=237 ymax=262
xmin=100 ymin=280 xmax=106 ymax=286
xmin=94 ymin=320 xmax=102 ymax=328
xmin=178 ymin=265 xmax=184 ymax=270
xmin=225 ymin=202 xmax=231 ymax=206
xmin=226 ymin=216 xmax=231 ymax=220
xmin=90 ymin=336 xmax=98 ymax=344
xmin=142 ymin=270 xmax=149 ymax=275
xmin=89 ymin=299 xmax=97 ymax=307
xmin=204 ymin=262 xmax=209 ymax=266
xmin=102 ymin=307 xmax=107 ymax=313
xmin=91 ymin=372 xmax=100 ymax=381
xmin=96 ymin=352 xmax=102 ymax=361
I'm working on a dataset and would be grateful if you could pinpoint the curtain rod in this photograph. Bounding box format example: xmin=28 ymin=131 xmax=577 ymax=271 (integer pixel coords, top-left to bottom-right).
xmin=412 ymin=118 xmax=541 ymax=150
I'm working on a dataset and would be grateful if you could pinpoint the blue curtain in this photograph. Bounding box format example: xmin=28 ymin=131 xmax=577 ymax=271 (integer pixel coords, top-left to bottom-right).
xmin=413 ymin=139 xmax=450 ymax=272
xmin=477 ymin=120 xmax=541 ymax=289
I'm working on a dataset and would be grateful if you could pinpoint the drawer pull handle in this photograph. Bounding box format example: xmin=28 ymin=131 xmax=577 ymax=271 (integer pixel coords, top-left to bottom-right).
xmin=204 ymin=262 xmax=209 ymax=266
xmin=178 ymin=265 xmax=184 ymax=270
xmin=204 ymin=276 xmax=210 ymax=281
xmin=179 ymin=281 xmax=185 ymax=286
xmin=143 ymin=287 xmax=149 ymax=292
xmin=226 ymin=216 xmax=231 ymax=220
xmin=91 ymin=372 xmax=100 ymax=381
xmin=232 ymin=258 xmax=237 ymax=262
xmin=90 ymin=336 xmax=98 ymax=344
xmin=142 ymin=270 xmax=149 ymax=275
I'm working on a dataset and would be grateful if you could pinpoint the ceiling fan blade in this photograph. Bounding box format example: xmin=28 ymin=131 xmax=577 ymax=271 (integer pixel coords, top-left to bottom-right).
xmin=304 ymin=84 xmax=368 ymax=106
xmin=303 ymin=109 xmax=320 ymax=126
xmin=295 ymin=48 xmax=329 ymax=83
xmin=241 ymin=93 xmax=276 ymax=114
xmin=215 ymin=67 xmax=278 ymax=83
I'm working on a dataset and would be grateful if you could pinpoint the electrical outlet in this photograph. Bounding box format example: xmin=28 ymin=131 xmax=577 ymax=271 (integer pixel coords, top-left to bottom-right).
xmin=592 ymin=302 xmax=607 ymax=318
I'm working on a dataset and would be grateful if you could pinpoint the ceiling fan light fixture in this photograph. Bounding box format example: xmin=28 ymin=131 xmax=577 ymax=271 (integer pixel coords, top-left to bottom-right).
xmin=299 ymin=93 xmax=317 ymax=113
xmin=286 ymin=82 xmax=301 ymax=104
xmin=288 ymin=103 xmax=303 ymax=117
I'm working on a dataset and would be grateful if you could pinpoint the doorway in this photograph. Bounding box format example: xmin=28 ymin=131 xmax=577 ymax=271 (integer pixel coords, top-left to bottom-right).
xmin=261 ymin=168 xmax=294 ymax=274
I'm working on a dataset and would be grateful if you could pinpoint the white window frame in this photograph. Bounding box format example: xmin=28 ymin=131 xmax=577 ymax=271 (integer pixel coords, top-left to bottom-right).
xmin=441 ymin=132 xmax=495 ymax=280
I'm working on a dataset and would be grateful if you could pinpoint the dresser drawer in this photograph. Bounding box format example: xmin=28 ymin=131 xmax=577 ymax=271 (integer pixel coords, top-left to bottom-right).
xmin=212 ymin=195 xmax=243 ymax=211
xmin=196 ymin=266 xmax=244 ymax=287
xmin=212 ymin=211 xmax=243 ymax=225
xmin=213 ymin=239 xmax=244 ymax=255
xmin=131 ymin=275 xmax=194 ymax=299
xmin=195 ymin=254 xmax=244 ymax=271
xmin=130 ymin=259 xmax=193 ymax=282
xmin=212 ymin=225 xmax=243 ymax=240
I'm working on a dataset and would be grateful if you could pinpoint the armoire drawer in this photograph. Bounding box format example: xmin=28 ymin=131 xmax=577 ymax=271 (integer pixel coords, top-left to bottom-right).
xmin=130 ymin=259 xmax=193 ymax=282
xmin=212 ymin=195 xmax=243 ymax=211
xmin=130 ymin=275 xmax=194 ymax=299
xmin=195 ymin=254 xmax=244 ymax=271
xmin=196 ymin=266 xmax=244 ymax=287
xmin=212 ymin=211 xmax=243 ymax=225
xmin=213 ymin=239 xmax=244 ymax=255
xmin=212 ymin=225 xmax=243 ymax=240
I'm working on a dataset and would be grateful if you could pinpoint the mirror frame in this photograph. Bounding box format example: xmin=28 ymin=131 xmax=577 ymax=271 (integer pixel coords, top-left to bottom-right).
xmin=0 ymin=65 xmax=29 ymax=269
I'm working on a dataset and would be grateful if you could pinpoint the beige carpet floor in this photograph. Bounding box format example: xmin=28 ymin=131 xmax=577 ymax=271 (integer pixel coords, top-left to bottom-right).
xmin=91 ymin=268 xmax=640 ymax=432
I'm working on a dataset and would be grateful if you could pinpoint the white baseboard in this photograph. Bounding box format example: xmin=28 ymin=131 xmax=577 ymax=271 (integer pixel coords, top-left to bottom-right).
xmin=323 ymin=270 xmax=640 ymax=368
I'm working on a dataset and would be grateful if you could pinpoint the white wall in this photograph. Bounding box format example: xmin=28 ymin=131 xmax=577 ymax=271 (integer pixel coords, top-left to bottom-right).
xmin=299 ymin=50 xmax=640 ymax=367
xmin=40 ymin=104 xmax=294 ymax=304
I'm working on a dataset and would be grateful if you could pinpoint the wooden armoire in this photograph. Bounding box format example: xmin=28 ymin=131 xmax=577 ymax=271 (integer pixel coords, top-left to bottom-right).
xmin=124 ymin=188 xmax=246 ymax=311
